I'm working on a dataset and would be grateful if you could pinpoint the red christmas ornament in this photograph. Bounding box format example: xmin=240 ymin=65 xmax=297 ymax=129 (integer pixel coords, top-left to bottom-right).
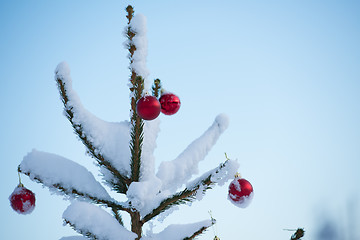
xmin=9 ymin=184 xmax=36 ymax=214
xmin=136 ymin=95 xmax=161 ymax=120
xmin=159 ymin=93 xmax=181 ymax=115
xmin=228 ymin=177 xmax=253 ymax=208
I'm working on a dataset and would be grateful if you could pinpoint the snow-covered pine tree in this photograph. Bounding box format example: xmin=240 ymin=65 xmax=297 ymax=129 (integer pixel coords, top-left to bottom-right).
xmin=17 ymin=5 xmax=240 ymax=240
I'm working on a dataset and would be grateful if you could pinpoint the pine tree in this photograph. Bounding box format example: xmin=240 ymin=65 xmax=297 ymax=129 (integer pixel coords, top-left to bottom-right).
xmin=17 ymin=5 xmax=241 ymax=240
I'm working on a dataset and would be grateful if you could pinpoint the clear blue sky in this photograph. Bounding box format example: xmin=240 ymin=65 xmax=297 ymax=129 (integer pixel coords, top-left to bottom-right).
xmin=1 ymin=1 xmax=359 ymax=239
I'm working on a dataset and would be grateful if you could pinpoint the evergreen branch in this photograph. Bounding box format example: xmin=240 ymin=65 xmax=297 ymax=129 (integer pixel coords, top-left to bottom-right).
xmin=112 ymin=208 xmax=124 ymax=226
xmin=290 ymin=228 xmax=305 ymax=240
xmin=142 ymin=161 xmax=231 ymax=223
xmin=126 ymin=5 xmax=137 ymax=86
xmin=126 ymin=4 xmax=144 ymax=185
xmin=55 ymin=76 xmax=130 ymax=193
xmin=126 ymin=5 xmax=134 ymax=24
xmin=19 ymin=166 xmax=129 ymax=213
xmin=142 ymin=181 xmax=211 ymax=223
xmin=183 ymin=224 xmax=213 ymax=240
xmin=130 ymin=76 xmax=144 ymax=183
xmin=126 ymin=7 xmax=144 ymax=239
xmin=64 ymin=219 xmax=99 ymax=240
xmin=157 ymin=114 xmax=230 ymax=192
xmin=152 ymin=79 xmax=162 ymax=97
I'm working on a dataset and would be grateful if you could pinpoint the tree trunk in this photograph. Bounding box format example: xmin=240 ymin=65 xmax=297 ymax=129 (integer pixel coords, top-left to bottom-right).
xmin=131 ymin=211 xmax=142 ymax=240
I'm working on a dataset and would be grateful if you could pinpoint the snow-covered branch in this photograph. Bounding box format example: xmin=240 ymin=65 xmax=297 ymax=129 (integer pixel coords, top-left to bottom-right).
xmin=157 ymin=114 xmax=230 ymax=192
xmin=55 ymin=62 xmax=131 ymax=193
xmin=142 ymin=159 xmax=238 ymax=223
xmin=63 ymin=201 xmax=137 ymax=240
xmin=125 ymin=13 xmax=150 ymax=90
xmin=141 ymin=220 xmax=214 ymax=240
xmin=19 ymin=150 xmax=126 ymax=210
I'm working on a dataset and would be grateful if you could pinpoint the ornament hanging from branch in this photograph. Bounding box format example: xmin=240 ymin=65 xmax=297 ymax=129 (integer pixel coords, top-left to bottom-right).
xmin=228 ymin=173 xmax=254 ymax=208
xmin=9 ymin=172 xmax=35 ymax=214
xmin=136 ymin=95 xmax=161 ymax=120
xmin=159 ymin=92 xmax=181 ymax=115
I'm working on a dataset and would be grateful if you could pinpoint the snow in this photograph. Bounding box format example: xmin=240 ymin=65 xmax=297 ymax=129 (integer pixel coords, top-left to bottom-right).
xmin=157 ymin=114 xmax=230 ymax=192
xmin=209 ymin=158 xmax=239 ymax=186
xmin=20 ymin=149 xmax=113 ymax=202
xmin=141 ymin=119 xmax=161 ymax=181
xmin=128 ymin=14 xmax=150 ymax=91
xmin=55 ymin=62 xmax=132 ymax=181
xmin=228 ymin=191 xmax=254 ymax=208
xmin=63 ymin=201 xmax=137 ymax=240
xmin=141 ymin=220 xmax=213 ymax=240
xmin=126 ymin=176 xmax=163 ymax=213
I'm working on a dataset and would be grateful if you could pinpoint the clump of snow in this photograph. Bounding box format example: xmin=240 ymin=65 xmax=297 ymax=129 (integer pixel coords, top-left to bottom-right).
xmin=228 ymin=191 xmax=254 ymax=208
xmin=55 ymin=62 xmax=71 ymax=81
xmin=129 ymin=187 xmax=173 ymax=217
xmin=55 ymin=62 xmax=132 ymax=180
xmin=141 ymin=220 xmax=212 ymax=240
xmin=157 ymin=114 xmax=230 ymax=192
xmin=209 ymin=159 xmax=239 ymax=186
xmin=126 ymin=176 xmax=162 ymax=212
xmin=155 ymin=205 xmax=179 ymax=223
xmin=185 ymin=159 xmax=239 ymax=202
xmin=20 ymin=149 xmax=113 ymax=202
xmin=194 ymin=185 xmax=206 ymax=201
xmin=63 ymin=201 xmax=137 ymax=240
xmin=141 ymin=119 xmax=161 ymax=181
xmin=128 ymin=14 xmax=150 ymax=90
xmin=215 ymin=113 xmax=229 ymax=132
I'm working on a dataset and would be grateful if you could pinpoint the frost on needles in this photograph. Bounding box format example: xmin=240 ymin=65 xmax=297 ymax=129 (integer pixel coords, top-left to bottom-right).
xmin=18 ymin=5 xmax=240 ymax=240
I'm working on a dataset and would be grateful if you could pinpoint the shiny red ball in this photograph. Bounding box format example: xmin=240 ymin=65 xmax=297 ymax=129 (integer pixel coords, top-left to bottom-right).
xmin=9 ymin=186 xmax=36 ymax=214
xmin=159 ymin=93 xmax=181 ymax=115
xmin=136 ymin=95 xmax=161 ymax=120
xmin=228 ymin=178 xmax=254 ymax=208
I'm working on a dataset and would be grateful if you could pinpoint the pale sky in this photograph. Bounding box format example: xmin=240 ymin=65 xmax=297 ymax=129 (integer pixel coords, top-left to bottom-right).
xmin=1 ymin=1 xmax=360 ymax=239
